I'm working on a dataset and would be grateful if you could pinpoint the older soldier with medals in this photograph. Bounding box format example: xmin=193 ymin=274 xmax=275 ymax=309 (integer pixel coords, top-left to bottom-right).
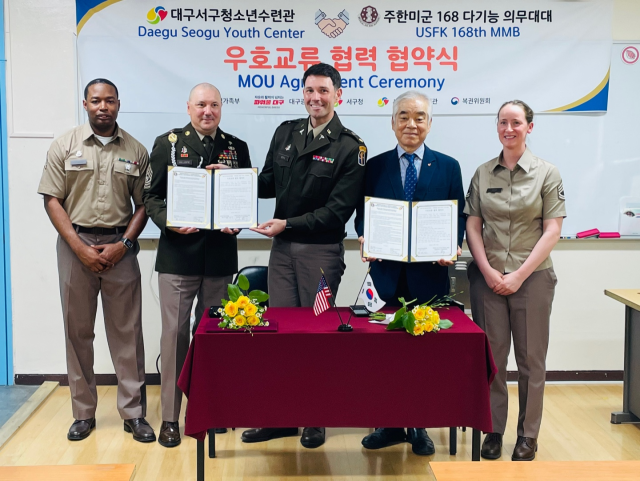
xmin=143 ymin=83 xmax=251 ymax=448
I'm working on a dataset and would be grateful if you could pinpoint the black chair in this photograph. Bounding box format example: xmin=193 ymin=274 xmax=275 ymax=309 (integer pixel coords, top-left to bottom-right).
xmin=191 ymin=266 xmax=269 ymax=335
xmin=233 ymin=265 xmax=269 ymax=306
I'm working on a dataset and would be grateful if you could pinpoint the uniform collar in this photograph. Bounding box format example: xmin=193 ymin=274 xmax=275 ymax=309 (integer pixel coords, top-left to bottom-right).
xmin=492 ymin=146 xmax=534 ymax=173
xmin=194 ymin=128 xmax=217 ymax=142
xmin=296 ymin=114 xmax=344 ymax=141
xmin=82 ymin=122 xmax=123 ymax=141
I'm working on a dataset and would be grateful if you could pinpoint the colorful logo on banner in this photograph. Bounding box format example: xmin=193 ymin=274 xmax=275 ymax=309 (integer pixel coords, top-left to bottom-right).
xmin=147 ymin=6 xmax=167 ymax=25
xmin=621 ymin=46 xmax=639 ymax=65
xmin=359 ymin=6 xmax=380 ymax=27
xmin=451 ymin=97 xmax=460 ymax=105
xmin=377 ymin=97 xmax=389 ymax=107
xmin=334 ymin=99 xmax=343 ymax=107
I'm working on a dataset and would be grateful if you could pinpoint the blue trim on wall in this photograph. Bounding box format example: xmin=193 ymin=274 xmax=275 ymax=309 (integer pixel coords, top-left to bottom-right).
xmin=76 ymin=0 xmax=107 ymax=25
xmin=566 ymin=79 xmax=610 ymax=112
xmin=0 ymin=2 xmax=12 ymax=385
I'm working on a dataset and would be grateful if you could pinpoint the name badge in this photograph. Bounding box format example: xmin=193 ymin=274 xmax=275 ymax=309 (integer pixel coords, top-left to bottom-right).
xmin=70 ymin=159 xmax=87 ymax=166
xmin=486 ymin=188 xmax=503 ymax=193
xmin=177 ymin=159 xmax=192 ymax=166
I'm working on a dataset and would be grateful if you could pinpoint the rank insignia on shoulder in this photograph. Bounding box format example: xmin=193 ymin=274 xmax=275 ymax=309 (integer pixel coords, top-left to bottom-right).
xmin=313 ymin=155 xmax=334 ymax=164
xmin=168 ymin=133 xmax=178 ymax=143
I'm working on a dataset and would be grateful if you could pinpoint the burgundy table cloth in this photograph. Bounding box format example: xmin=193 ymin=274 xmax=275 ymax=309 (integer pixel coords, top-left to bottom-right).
xmin=178 ymin=307 xmax=496 ymax=442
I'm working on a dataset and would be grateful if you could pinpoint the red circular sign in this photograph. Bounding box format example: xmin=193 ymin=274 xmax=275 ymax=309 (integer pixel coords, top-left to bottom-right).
xmin=621 ymin=46 xmax=639 ymax=65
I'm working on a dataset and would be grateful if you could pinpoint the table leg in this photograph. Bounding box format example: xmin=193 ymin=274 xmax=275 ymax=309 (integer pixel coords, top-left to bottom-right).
xmin=197 ymin=439 xmax=204 ymax=481
xmin=611 ymin=306 xmax=640 ymax=424
xmin=471 ymin=429 xmax=480 ymax=461
xmin=449 ymin=427 xmax=457 ymax=455
xmin=208 ymin=429 xmax=216 ymax=458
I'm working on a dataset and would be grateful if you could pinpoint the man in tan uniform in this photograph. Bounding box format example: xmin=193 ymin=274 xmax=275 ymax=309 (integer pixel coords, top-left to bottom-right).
xmin=38 ymin=79 xmax=155 ymax=443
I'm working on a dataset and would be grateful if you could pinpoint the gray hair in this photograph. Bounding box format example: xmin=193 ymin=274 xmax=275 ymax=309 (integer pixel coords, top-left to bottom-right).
xmin=189 ymin=83 xmax=221 ymax=101
xmin=392 ymin=91 xmax=433 ymax=122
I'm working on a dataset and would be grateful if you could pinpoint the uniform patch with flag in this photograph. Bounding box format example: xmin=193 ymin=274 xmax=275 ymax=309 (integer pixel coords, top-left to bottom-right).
xmin=359 ymin=274 xmax=386 ymax=312
xmin=314 ymin=275 xmax=332 ymax=316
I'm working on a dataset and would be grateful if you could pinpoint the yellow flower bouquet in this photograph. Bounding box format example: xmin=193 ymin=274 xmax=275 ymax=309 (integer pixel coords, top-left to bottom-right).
xmin=217 ymin=274 xmax=269 ymax=333
xmin=370 ymin=296 xmax=454 ymax=336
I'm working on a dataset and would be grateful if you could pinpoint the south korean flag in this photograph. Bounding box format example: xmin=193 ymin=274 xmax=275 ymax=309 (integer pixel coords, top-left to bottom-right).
xmin=359 ymin=274 xmax=386 ymax=312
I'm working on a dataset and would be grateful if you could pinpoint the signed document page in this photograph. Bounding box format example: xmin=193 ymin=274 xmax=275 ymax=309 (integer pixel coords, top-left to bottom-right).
xmin=166 ymin=166 xmax=212 ymax=229
xmin=213 ymin=168 xmax=258 ymax=229
xmin=411 ymin=200 xmax=458 ymax=262
xmin=363 ymin=197 xmax=410 ymax=262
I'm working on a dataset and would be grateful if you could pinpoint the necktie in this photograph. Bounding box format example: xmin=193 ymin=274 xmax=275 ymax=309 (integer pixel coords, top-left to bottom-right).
xmin=305 ymin=129 xmax=314 ymax=148
xmin=404 ymin=153 xmax=418 ymax=201
xmin=203 ymin=135 xmax=214 ymax=161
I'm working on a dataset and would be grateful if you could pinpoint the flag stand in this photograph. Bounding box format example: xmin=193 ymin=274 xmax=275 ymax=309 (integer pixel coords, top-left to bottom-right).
xmin=320 ymin=268 xmax=352 ymax=332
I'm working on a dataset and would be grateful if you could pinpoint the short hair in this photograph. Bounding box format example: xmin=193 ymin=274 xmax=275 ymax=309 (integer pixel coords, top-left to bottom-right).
xmin=188 ymin=83 xmax=221 ymax=101
xmin=84 ymin=78 xmax=118 ymax=100
xmin=303 ymin=63 xmax=341 ymax=90
xmin=497 ymin=99 xmax=534 ymax=124
xmin=392 ymin=91 xmax=433 ymax=122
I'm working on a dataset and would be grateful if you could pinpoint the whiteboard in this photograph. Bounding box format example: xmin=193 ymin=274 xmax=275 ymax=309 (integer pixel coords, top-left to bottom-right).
xmin=119 ymin=43 xmax=639 ymax=239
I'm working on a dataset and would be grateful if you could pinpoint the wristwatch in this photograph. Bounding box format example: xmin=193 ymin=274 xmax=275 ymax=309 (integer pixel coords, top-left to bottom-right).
xmin=121 ymin=237 xmax=134 ymax=250
xmin=285 ymin=220 xmax=292 ymax=229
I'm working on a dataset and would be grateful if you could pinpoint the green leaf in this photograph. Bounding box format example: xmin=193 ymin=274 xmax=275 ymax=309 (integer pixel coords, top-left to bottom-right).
xmin=221 ymin=299 xmax=228 ymax=306
xmin=218 ymin=321 xmax=228 ymax=328
xmin=393 ymin=307 xmax=406 ymax=322
xmin=403 ymin=313 xmax=416 ymax=333
xmin=439 ymin=319 xmax=453 ymax=329
xmin=386 ymin=314 xmax=405 ymax=330
xmin=227 ymin=284 xmax=242 ymax=302
xmin=237 ymin=274 xmax=250 ymax=291
xmin=248 ymin=290 xmax=269 ymax=303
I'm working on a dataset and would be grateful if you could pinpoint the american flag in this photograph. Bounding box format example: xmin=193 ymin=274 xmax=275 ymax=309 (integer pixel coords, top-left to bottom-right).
xmin=313 ymin=275 xmax=332 ymax=316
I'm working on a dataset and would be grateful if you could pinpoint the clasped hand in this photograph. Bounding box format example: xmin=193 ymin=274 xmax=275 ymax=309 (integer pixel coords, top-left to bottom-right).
xmin=77 ymin=243 xmax=125 ymax=273
xmin=484 ymin=268 xmax=524 ymax=296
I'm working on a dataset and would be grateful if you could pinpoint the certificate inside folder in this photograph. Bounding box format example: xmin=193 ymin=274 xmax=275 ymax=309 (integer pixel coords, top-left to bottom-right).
xmin=362 ymin=197 xmax=458 ymax=263
xmin=166 ymin=166 xmax=258 ymax=230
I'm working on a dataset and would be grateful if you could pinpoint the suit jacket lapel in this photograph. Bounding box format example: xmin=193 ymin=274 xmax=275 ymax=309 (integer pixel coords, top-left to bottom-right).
xmin=182 ymin=122 xmax=206 ymax=159
xmin=384 ymin=149 xmax=405 ymax=200
xmin=413 ymin=144 xmax=437 ymax=200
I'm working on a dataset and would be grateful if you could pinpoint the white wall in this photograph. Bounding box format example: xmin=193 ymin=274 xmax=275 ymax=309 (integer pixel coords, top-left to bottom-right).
xmin=7 ymin=0 xmax=640 ymax=376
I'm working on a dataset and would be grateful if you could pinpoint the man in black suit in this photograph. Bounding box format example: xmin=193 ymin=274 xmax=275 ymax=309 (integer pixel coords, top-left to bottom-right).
xmin=354 ymin=90 xmax=466 ymax=455
xmin=144 ymin=83 xmax=251 ymax=448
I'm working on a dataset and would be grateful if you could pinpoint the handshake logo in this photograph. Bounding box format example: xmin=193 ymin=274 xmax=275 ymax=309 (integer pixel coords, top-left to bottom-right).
xmin=315 ymin=9 xmax=349 ymax=38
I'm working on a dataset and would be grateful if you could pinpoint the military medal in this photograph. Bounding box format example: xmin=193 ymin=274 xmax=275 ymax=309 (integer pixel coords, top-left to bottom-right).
xmin=168 ymin=132 xmax=178 ymax=166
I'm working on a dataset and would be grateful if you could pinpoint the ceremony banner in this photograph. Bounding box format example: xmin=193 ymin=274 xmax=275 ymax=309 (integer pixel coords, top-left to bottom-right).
xmin=76 ymin=0 xmax=613 ymax=114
